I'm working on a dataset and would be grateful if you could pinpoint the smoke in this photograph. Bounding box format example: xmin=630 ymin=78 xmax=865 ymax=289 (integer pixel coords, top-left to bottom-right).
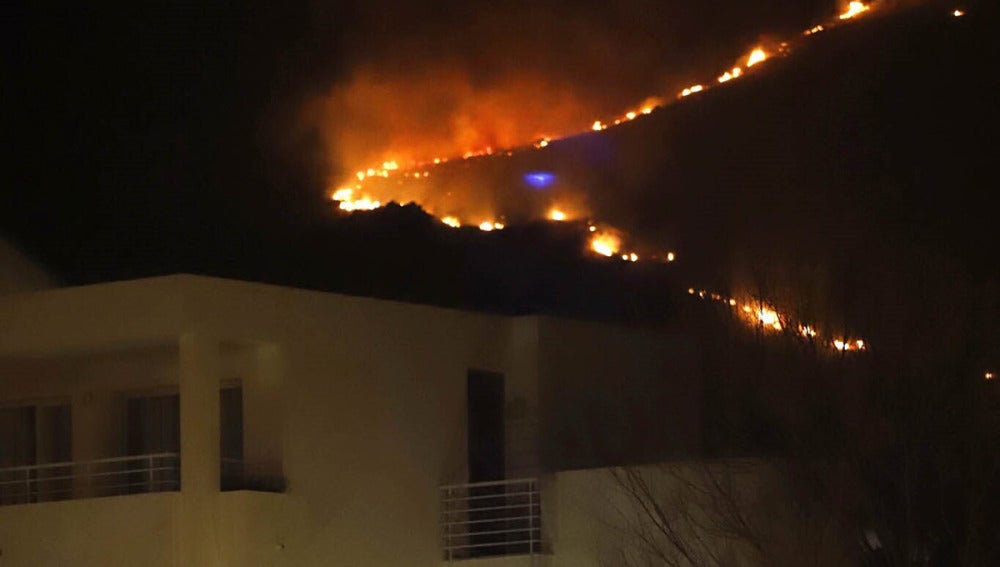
xmin=305 ymin=0 xmax=836 ymax=190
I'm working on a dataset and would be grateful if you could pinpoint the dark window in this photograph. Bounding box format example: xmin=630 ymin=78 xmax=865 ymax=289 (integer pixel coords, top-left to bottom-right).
xmin=0 ymin=402 xmax=71 ymax=504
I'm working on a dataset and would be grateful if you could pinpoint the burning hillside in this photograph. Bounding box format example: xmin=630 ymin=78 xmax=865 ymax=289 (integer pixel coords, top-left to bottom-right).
xmin=317 ymin=1 xmax=928 ymax=351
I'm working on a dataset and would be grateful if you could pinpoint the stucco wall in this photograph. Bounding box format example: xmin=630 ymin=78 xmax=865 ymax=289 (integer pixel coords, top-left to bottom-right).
xmin=0 ymin=493 xmax=176 ymax=566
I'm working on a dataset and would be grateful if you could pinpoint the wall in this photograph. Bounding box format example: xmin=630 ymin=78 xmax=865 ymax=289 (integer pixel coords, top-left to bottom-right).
xmin=0 ymin=493 xmax=177 ymax=566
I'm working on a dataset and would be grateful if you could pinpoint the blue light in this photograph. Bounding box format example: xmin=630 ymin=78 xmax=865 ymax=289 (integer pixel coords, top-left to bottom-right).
xmin=524 ymin=172 xmax=556 ymax=189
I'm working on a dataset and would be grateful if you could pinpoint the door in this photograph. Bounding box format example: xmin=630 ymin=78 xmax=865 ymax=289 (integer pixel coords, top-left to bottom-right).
xmin=467 ymin=370 xmax=505 ymax=482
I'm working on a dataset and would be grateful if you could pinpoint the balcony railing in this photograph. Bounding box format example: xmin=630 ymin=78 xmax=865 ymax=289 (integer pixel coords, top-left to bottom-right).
xmin=0 ymin=453 xmax=180 ymax=506
xmin=441 ymin=478 xmax=543 ymax=561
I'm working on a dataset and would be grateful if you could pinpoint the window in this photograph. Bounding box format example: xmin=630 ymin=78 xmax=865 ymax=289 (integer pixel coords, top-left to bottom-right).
xmin=0 ymin=402 xmax=71 ymax=504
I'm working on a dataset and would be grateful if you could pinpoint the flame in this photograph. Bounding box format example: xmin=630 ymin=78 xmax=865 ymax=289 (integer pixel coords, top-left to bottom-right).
xmin=986 ymin=371 xmax=995 ymax=381
xmin=689 ymin=288 xmax=869 ymax=353
xmin=441 ymin=216 xmax=461 ymax=228
xmin=953 ymin=9 xmax=965 ymax=17
xmin=746 ymin=48 xmax=768 ymax=68
xmin=681 ymin=85 xmax=704 ymax=97
xmin=833 ymin=338 xmax=867 ymax=352
xmin=549 ymin=208 xmax=568 ymax=221
xmin=590 ymin=233 xmax=621 ymax=257
xmin=839 ymin=2 xmax=871 ymax=20
xmin=755 ymin=305 xmax=783 ymax=331
xmin=718 ymin=67 xmax=743 ymax=83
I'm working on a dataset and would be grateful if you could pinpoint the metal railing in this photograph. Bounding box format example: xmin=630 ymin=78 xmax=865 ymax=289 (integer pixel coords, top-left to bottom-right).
xmin=220 ymin=458 xmax=286 ymax=493
xmin=0 ymin=453 xmax=179 ymax=506
xmin=441 ymin=477 xmax=543 ymax=561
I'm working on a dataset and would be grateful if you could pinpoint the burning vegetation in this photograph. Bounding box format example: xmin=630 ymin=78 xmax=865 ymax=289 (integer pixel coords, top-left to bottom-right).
xmin=316 ymin=2 xmax=978 ymax=352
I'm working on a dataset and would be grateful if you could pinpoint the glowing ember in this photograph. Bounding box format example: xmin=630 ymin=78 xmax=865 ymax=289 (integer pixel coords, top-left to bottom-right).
xmin=330 ymin=188 xmax=353 ymax=201
xmin=441 ymin=216 xmax=461 ymax=228
xmin=986 ymin=371 xmax=995 ymax=381
xmin=549 ymin=209 xmax=568 ymax=221
xmin=755 ymin=306 xmax=782 ymax=331
xmin=590 ymin=233 xmax=621 ymax=257
xmin=833 ymin=338 xmax=867 ymax=352
xmin=953 ymin=9 xmax=965 ymax=17
xmin=718 ymin=67 xmax=743 ymax=83
xmin=338 ymin=198 xmax=381 ymax=212
xmin=746 ymin=48 xmax=768 ymax=67
xmin=681 ymin=85 xmax=704 ymax=97
xmin=666 ymin=251 xmax=676 ymax=262
xmin=839 ymin=2 xmax=870 ymax=20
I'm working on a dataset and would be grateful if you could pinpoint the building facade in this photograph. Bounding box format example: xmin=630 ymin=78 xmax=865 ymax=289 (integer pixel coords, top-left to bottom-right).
xmin=0 ymin=274 xmax=709 ymax=566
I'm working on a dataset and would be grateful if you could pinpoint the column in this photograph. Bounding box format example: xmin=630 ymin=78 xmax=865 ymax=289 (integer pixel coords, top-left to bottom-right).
xmin=178 ymin=333 xmax=221 ymax=566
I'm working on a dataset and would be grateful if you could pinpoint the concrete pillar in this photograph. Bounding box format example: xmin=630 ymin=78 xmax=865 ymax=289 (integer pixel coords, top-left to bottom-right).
xmin=245 ymin=343 xmax=283 ymax=473
xmin=178 ymin=333 xmax=221 ymax=566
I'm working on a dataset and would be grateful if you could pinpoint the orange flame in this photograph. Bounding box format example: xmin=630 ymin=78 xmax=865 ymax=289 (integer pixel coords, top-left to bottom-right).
xmin=839 ymin=2 xmax=871 ymax=20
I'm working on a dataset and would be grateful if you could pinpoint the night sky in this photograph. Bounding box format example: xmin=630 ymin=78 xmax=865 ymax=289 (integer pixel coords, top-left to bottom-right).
xmin=2 ymin=0 xmax=997 ymax=322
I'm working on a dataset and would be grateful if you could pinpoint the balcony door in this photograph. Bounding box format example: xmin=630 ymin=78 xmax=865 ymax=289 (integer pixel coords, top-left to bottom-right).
xmin=124 ymin=393 xmax=179 ymax=493
xmin=0 ymin=403 xmax=71 ymax=504
xmin=467 ymin=370 xmax=505 ymax=482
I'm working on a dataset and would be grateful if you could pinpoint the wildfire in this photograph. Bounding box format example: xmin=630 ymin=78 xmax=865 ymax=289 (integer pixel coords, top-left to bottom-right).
xmin=833 ymin=339 xmax=867 ymax=352
xmin=718 ymin=67 xmax=743 ymax=83
xmin=478 ymin=221 xmax=505 ymax=232
xmin=839 ymin=2 xmax=871 ymax=21
xmin=590 ymin=233 xmax=621 ymax=257
xmin=746 ymin=48 xmax=768 ymax=67
xmin=329 ymin=2 xmax=882 ymax=235
xmin=324 ymin=0 xmax=891 ymax=334
xmin=689 ymin=288 xmax=868 ymax=353
xmin=681 ymin=85 xmax=705 ymax=97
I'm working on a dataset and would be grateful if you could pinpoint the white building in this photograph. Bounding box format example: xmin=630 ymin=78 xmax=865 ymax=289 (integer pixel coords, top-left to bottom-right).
xmin=0 ymin=258 xmax=713 ymax=566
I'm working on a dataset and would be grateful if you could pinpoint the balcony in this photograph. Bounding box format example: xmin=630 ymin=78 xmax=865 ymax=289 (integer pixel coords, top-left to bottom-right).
xmin=0 ymin=453 xmax=179 ymax=506
xmin=441 ymin=478 xmax=543 ymax=561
